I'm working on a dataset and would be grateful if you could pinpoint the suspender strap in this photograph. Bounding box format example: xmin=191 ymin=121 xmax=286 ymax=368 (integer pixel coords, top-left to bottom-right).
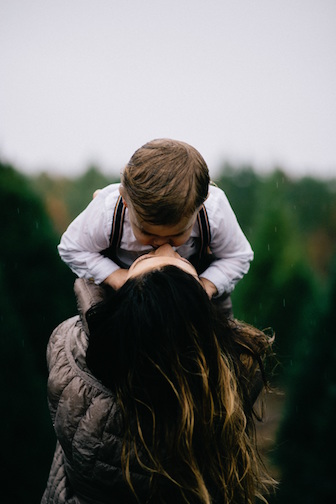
xmin=197 ymin=204 xmax=211 ymax=262
xmin=101 ymin=195 xmax=126 ymax=265
xmin=109 ymin=195 xmax=126 ymax=251
xmin=189 ymin=204 xmax=212 ymax=274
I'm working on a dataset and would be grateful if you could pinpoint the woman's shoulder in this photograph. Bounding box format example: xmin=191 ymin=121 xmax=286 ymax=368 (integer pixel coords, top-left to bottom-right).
xmin=48 ymin=316 xmax=112 ymax=391
xmin=47 ymin=317 xmax=119 ymax=455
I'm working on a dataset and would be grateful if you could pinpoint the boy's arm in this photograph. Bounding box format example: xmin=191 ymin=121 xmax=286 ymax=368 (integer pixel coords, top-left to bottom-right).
xmin=58 ymin=186 xmax=122 ymax=285
xmin=201 ymin=186 xmax=254 ymax=297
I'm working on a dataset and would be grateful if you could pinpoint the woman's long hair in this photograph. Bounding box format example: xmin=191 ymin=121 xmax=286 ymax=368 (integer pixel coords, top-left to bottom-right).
xmin=86 ymin=266 xmax=275 ymax=503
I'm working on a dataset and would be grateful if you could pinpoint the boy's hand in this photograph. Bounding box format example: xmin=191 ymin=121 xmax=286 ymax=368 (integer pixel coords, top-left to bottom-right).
xmin=103 ymin=268 xmax=128 ymax=290
xmin=199 ymin=277 xmax=218 ymax=299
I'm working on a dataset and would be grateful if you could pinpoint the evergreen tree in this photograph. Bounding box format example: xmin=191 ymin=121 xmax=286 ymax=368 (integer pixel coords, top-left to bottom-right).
xmin=273 ymin=254 xmax=336 ymax=502
xmin=231 ymin=171 xmax=321 ymax=381
xmin=0 ymin=162 xmax=76 ymax=502
xmin=32 ymin=165 xmax=118 ymax=233
xmin=215 ymin=163 xmax=261 ymax=238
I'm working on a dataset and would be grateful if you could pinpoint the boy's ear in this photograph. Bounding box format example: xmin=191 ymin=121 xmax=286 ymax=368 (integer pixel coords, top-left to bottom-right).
xmin=119 ymin=186 xmax=128 ymax=207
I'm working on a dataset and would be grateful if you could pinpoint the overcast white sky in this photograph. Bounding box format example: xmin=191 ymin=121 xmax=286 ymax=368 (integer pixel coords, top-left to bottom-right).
xmin=1 ymin=0 xmax=335 ymax=180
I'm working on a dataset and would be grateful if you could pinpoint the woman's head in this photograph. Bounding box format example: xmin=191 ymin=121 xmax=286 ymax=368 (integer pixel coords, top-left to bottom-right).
xmin=87 ymin=250 xmax=215 ymax=392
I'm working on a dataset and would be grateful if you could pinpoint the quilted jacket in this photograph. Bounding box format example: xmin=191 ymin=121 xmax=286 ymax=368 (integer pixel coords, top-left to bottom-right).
xmin=41 ymin=280 xmax=149 ymax=503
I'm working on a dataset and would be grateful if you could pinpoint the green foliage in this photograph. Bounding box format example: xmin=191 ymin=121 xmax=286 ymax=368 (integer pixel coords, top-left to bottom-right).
xmin=0 ymin=262 xmax=55 ymax=501
xmin=0 ymin=162 xmax=77 ymax=372
xmin=65 ymin=165 xmax=119 ymax=220
xmin=0 ymin=162 xmax=76 ymax=502
xmin=32 ymin=165 xmax=118 ymax=233
xmin=215 ymin=163 xmax=261 ymax=238
xmin=272 ymin=254 xmax=336 ymax=503
xmin=218 ymin=169 xmax=330 ymax=382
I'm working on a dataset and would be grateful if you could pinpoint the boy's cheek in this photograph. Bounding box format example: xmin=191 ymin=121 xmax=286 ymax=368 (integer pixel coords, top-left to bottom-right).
xmin=132 ymin=230 xmax=150 ymax=245
xmin=129 ymin=224 xmax=143 ymax=242
xmin=131 ymin=228 xmax=155 ymax=246
xmin=172 ymin=230 xmax=194 ymax=247
xmin=137 ymin=237 xmax=152 ymax=246
xmin=171 ymin=236 xmax=188 ymax=247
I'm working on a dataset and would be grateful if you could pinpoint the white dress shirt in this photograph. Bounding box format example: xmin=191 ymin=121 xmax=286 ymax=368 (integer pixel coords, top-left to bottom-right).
xmin=58 ymin=183 xmax=253 ymax=296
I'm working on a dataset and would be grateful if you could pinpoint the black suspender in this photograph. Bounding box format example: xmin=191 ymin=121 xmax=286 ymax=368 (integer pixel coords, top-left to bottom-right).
xmin=102 ymin=198 xmax=211 ymax=272
xmin=109 ymin=195 xmax=126 ymax=254
xmin=196 ymin=205 xmax=211 ymax=264
xmin=190 ymin=204 xmax=212 ymax=274
xmin=100 ymin=195 xmax=127 ymax=267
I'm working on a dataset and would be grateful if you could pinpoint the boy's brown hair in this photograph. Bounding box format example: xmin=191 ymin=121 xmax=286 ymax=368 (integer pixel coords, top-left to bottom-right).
xmin=121 ymin=138 xmax=210 ymax=225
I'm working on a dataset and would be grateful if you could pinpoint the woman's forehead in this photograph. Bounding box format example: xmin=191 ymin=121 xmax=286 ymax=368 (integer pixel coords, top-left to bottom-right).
xmin=127 ymin=255 xmax=199 ymax=280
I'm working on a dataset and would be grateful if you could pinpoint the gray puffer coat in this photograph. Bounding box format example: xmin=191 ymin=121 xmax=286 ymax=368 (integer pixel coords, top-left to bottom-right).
xmin=41 ymin=280 xmax=149 ymax=503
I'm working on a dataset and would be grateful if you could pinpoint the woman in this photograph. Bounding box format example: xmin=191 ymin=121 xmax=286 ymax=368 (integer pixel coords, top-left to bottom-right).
xmin=42 ymin=245 xmax=275 ymax=503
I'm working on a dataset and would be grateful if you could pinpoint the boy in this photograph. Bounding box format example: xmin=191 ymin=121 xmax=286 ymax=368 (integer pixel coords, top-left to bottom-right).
xmin=58 ymin=139 xmax=253 ymax=311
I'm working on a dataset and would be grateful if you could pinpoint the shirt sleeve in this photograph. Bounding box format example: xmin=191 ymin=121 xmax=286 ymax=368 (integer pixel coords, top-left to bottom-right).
xmin=58 ymin=184 xmax=121 ymax=284
xmin=199 ymin=186 xmax=254 ymax=297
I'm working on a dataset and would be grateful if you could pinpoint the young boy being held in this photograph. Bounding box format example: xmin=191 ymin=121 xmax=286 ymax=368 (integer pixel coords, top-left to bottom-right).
xmin=58 ymin=139 xmax=253 ymax=312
